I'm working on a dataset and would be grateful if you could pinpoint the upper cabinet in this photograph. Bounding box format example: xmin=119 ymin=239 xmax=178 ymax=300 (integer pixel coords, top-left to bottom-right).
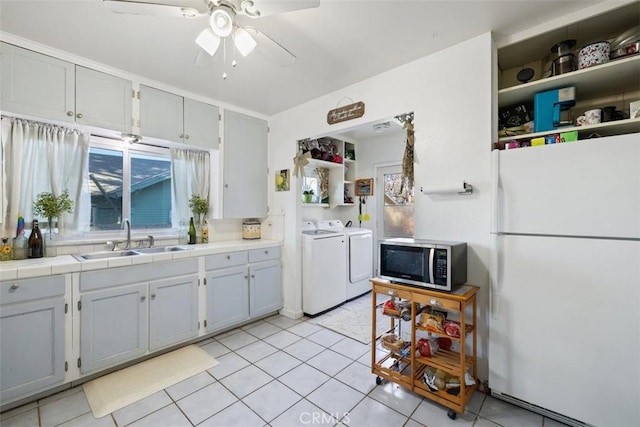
xmin=299 ymin=136 xmax=356 ymax=207
xmin=223 ymin=110 xmax=268 ymax=218
xmin=139 ymin=84 xmax=219 ymax=148
xmin=496 ymin=2 xmax=640 ymax=144
xmin=1 ymin=42 xmax=132 ymax=132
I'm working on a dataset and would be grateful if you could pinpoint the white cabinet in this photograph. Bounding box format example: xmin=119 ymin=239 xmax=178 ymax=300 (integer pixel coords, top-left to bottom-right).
xmin=248 ymin=258 xmax=281 ymax=318
xmin=0 ymin=43 xmax=132 ymax=132
xmin=79 ymin=283 xmax=148 ymax=374
xmin=78 ymin=258 xmax=199 ymax=374
xmin=222 ymin=110 xmax=268 ymax=218
xmin=0 ymin=276 xmax=66 ymax=403
xmin=205 ymin=247 xmax=281 ymax=333
xmin=139 ymin=84 xmax=219 ymax=148
xmin=149 ymin=275 xmax=199 ymax=351
xmin=75 ymin=66 xmax=132 ymax=132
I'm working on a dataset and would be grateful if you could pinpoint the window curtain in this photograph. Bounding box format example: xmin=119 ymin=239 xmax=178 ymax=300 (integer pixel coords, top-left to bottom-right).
xmin=170 ymin=148 xmax=210 ymax=226
xmin=1 ymin=117 xmax=90 ymax=236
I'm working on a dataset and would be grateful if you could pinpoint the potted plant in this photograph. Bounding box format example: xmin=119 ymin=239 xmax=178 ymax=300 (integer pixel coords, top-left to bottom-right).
xmin=32 ymin=189 xmax=74 ymax=239
xmin=302 ymin=187 xmax=314 ymax=203
xmin=188 ymin=194 xmax=209 ymax=223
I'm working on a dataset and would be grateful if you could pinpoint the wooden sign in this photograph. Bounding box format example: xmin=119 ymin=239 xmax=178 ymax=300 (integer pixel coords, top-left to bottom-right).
xmin=327 ymin=101 xmax=365 ymax=125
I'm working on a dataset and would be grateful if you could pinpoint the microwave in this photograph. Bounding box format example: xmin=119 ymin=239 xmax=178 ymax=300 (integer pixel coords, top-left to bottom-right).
xmin=378 ymin=238 xmax=467 ymax=291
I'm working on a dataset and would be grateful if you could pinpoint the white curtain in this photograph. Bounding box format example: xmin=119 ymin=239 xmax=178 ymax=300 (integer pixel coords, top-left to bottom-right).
xmin=170 ymin=148 xmax=210 ymax=226
xmin=1 ymin=117 xmax=90 ymax=236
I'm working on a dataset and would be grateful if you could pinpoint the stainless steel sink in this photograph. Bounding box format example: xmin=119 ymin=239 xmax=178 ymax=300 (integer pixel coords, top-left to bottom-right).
xmin=73 ymin=246 xmax=192 ymax=261
xmin=73 ymin=250 xmax=139 ymax=261
xmin=134 ymin=246 xmax=192 ymax=254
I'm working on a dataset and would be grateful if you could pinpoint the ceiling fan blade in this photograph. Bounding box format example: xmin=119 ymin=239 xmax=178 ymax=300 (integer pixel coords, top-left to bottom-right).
xmin=245 ymin=26 xmax=295 ymax=66
xmin=240 ymin=0 xmax=320 ymax=18
xmin=102 ymin=0 xmax=207 ymax=17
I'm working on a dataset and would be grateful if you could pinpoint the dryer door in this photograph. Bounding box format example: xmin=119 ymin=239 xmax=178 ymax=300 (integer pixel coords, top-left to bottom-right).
xmin=349 ymin=233 xmax=373 ymax=283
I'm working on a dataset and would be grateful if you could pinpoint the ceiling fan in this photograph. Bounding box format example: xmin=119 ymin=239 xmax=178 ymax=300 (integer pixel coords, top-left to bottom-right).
xmin=103 ymin=0 xmax=320 ymax=67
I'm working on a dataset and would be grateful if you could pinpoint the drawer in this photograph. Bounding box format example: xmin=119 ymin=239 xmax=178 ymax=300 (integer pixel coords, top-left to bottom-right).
xmin=249 ymin=247 xmax=280 ymax=263
xmin=413 ymin=293 xmax=460 ymax=311
xmin=0 ymin=275 xmax=65 ymax=305
xmin=374 ymin=284 xmax=412 ymax=301
xmin=205 ymin=251 xmax=248 ymax=270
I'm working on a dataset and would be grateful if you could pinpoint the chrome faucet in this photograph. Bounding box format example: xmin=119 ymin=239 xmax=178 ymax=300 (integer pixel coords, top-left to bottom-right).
xmin=122 ymin=219 xmax=131 ymax=249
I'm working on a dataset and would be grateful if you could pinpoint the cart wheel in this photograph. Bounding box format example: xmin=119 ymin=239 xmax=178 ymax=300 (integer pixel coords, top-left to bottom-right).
xmin=447 ymin=410 xmax=457 ymax=420
xmin=376 ymin=376 xmax=383 ymax=385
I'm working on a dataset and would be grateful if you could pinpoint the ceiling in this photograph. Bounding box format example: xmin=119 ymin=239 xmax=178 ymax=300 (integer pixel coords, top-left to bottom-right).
xmin=0 ymin=0 xmax=612 ymax=116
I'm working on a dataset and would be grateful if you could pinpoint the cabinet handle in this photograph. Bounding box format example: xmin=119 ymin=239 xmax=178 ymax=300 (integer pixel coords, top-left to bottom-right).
xmin=76 ymin=113 xmax=83 ymax=119
xmin=9 ymin=283 xmax=19 ymax=290
xmin=226 ymin=255 xmax=231 ymax=260
xmin=66 ymin=111 xmax=74 ymax=117
xmin=429 ymin=299 xmax=442 ymax=307
xmin=141 ymin=295 xmax=146 ymax=301
xmin=387 ymin=290 xmax=397 ymax=297
xmin=251 ymin=274 xmax=255 ymax=278
xmin=224 ymin=184 xmax=229 ymax=188
xmin=151 ymin=294 xmax=156 ymax=299
xmin=264 ymin=250 xmax=268 ymax=254
xmin=179 ymin=133 xmax=184 ymax=139
xmin=185 ymin=134 xmax=189 ymax=140
xmin=244 ymin=275 xmax=249 ymax=279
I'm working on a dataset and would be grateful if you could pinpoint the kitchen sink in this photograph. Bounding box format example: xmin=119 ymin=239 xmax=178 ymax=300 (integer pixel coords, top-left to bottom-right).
xmin=134 ymin=246 xmax=192 ymax=254
xmin=73 ymin=250 xmax=139 ymax=261
xmin=73 ymin=246 xmax=192 ymax=261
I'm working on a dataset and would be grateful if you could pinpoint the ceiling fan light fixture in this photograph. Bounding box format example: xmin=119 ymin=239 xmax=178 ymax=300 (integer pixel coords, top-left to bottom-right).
xmin=234 ymin=27 xmax=257 ymax=56
xmin=196 ymin=28 xmax=221 ymax=56
xmin=209 ymin=5 xmax=234 ymax=37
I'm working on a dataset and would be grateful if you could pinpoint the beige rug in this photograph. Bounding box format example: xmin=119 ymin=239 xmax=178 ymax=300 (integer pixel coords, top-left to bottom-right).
xmin=84 ymin=345 xmax=218 ymax=418
xmin=316 ymin=302 xmax=391 ymax=344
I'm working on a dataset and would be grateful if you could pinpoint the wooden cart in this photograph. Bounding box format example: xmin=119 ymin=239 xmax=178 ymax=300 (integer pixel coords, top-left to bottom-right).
xmin=371 ymin=278 xmax=479 ymax=420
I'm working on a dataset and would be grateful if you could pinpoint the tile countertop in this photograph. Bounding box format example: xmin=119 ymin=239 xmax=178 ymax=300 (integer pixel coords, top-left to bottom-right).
xmin=0 ymin=240 xmax=283 ymax=281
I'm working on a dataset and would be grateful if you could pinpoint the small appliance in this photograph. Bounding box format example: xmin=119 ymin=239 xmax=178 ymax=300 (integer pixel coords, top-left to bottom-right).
xmin=378 ymin=238 xmax=467 ymax=291
xmin=533 ymin=86 xmax=576 ymax=132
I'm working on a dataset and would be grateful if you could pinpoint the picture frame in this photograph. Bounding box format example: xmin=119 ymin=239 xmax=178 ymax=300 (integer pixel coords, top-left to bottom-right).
xmin=275 ymin=169 xmax=290 ymax=191
xmin=355 ymin=178 xmax=374 ymax=196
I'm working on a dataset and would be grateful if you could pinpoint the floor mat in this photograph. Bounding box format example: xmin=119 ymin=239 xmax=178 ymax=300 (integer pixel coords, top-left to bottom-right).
xmin=316 ymin=301 xmax=390 ymax=344
xmin=83 ymin=345 xmax=218 ymax=418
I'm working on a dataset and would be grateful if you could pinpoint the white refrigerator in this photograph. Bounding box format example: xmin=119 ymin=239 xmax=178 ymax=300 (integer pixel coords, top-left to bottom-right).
xmin=489 ymin=133 xmax=640 ymax=427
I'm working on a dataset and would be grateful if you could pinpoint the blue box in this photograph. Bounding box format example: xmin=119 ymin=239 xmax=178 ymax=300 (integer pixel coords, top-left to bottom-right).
xmin=534 ymin=87 xmax=576 ymax=132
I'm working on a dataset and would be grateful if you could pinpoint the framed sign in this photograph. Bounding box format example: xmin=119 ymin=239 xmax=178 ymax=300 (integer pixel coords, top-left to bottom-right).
xmin=355 ymin=178 xmax=374 ymax=196
xmin=327 ymin=101 xmax=365 ymax=125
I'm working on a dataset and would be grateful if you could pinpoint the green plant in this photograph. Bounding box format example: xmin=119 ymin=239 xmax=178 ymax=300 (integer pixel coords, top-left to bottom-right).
xmin=32 ymin=189 xmax=74 ymax=219
xmin=302 ymin=187 xmax=314 ymax=195
xmin=188 ymin=194 xmax=209 ymax=216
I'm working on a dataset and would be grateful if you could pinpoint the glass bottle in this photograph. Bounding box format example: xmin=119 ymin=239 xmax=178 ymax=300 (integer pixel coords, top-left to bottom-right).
xmin=1 ymin=237 xmax=12 ymax=261
xmin=188 ymin=217 xmax=196 ymax=245
xmin=28 ymin=220 xmax=44 ymax=258
xmin=201 ymin=219 xmax=209 ymax=244
xmin=12 ymin=231 xmax=28 ymax=260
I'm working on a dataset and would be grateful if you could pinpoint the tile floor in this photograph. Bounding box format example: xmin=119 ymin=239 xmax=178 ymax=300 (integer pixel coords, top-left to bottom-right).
xmin=0 ymin=294 xmax=567 ymax=427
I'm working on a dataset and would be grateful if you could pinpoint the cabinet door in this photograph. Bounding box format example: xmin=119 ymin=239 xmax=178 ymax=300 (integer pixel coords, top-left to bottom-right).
xmin=249 ymin=260 xmax=281 ymax=318
xmin=80 ymin=284 xmax=147 ymax=374
xmin=75 ymin=66 xmax=132 ymax=132
xmin=184 ymin=97 xmax=219 ymax=149
xmin=205 ymin=265 xmax=249 ymax=332
xmin=139 ymin=84 xmax=183 ymax=142
xmin=0 ymin=297 xmax=65 ymax=402
xmin=223 ymin=110 xmax=268 ymax=218
xmin=149 ymin=275 xmax=199 ymax=351
xmin=1 ymin=42 xmax=74 ymax=122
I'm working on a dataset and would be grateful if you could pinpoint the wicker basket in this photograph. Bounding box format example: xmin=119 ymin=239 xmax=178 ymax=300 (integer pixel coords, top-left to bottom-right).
xmin=381 ymin=334 xmax=405 ymax=352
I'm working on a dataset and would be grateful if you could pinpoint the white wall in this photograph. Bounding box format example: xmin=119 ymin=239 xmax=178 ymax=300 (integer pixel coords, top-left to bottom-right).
xmin=268 ymin=32 xmax=493 ymax=380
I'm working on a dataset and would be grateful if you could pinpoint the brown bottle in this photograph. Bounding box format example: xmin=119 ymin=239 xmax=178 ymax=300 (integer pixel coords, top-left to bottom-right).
xmin=28 ymin=220 xmax=44 ymax=258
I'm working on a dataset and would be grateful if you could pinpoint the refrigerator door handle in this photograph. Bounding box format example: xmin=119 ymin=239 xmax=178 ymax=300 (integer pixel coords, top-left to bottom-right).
xmin=490 ymin=232 xmax=501 ymax=319
xmin=490 ymin=149 xmax=500 ymax=234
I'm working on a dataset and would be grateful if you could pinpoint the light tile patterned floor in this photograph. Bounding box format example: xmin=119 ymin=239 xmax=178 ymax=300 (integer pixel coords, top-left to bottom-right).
xmin=0 ymin=294 xmax=568 ymax=427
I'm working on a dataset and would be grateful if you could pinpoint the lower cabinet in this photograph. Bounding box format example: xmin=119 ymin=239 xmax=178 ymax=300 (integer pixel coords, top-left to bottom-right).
xmin=205 ymin=246 xmax=282 ymax=334
xmin=0 ymin=276 xmax=66 ymax=403
xmin=78 ymin=259 xmax=199 ymax=374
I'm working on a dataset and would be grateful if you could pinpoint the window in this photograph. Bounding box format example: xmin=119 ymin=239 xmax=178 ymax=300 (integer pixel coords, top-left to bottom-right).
xmin=382 ymin=169 xmax=414 ymax=238
xmin=89 ymin=137 xmax=172 ymax=231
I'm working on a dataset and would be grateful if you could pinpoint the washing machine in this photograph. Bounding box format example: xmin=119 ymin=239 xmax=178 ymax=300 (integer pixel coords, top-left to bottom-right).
xmin=316 ymin=220 xmax=373 ymax=300
xmin=301 ymin=221 xmax=347 ymax=316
